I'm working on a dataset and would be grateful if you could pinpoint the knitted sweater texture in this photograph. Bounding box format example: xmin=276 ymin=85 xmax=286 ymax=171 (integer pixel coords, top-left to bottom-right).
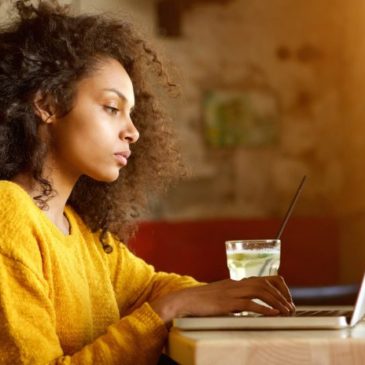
xmin=0 ymin=181 xmax=199 ymax=364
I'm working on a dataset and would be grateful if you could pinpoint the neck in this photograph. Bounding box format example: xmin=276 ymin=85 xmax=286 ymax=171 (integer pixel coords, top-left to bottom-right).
xmin=11 ymin=158 xmax=79 ymax=235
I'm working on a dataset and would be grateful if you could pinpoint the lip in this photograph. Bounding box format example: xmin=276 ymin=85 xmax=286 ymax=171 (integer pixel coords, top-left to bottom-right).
xmin=114 ymin=151 xmax=131 ymax=166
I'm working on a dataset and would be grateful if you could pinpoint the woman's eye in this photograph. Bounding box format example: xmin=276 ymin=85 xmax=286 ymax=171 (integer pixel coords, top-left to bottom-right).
xmin=104 ymin=106 xmax=119 ymax=115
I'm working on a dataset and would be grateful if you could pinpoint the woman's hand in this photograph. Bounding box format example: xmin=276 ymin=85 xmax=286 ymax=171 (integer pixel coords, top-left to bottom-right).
xmin=150 ymin=276 xmax=295 ymax=324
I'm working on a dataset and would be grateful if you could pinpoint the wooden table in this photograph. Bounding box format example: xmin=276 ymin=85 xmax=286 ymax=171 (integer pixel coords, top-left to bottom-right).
xmin=167 ymin=310 xmax=365 ymax=365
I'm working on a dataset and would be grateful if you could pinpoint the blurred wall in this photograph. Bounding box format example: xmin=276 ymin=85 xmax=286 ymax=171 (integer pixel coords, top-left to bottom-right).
xmin=2 ymin=0 xmax=365 ymax=282
xmin=81 ymin=0 xmax=361 ymax=283
xmin=96 ymin=0 xmax=345 ymax=221
xmin=339 ymin=1 xmax=365 ymax=283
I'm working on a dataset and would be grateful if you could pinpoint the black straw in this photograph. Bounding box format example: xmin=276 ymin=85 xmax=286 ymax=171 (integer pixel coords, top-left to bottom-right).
xmin=276 ymin=175 xmax=307 ymax=239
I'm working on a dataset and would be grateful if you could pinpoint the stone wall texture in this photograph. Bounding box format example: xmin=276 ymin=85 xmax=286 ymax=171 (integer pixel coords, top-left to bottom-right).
xmin=96 ymin=0 xmax=365 ymax=283
xmin=2 ymin=0 xmax=365 ymax=282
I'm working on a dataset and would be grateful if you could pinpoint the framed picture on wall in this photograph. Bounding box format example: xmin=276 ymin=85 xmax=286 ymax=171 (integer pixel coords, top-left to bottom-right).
xmin=203 ymin=89 xmax=280 ymax=148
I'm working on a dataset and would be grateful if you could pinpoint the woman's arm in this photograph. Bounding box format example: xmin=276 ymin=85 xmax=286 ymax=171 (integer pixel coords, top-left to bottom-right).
xmin=0 ymin=252 xmax=167 ymax=365
xmin=150 ymin=276 xmax=295 ymax=323
xmin=108 ymin=241 xmax=294 ymax=324
xmin=107 ymin=242 xmax=203 ymax=315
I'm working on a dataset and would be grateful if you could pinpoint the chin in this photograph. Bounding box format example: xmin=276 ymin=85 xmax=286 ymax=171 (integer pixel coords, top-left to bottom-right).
xmin=86 ymin=168 xmax=120 ymax=183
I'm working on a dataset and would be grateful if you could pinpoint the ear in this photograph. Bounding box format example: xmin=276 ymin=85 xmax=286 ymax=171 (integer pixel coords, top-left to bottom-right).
xmin=33 ymin=91 xmax=56 ymax=124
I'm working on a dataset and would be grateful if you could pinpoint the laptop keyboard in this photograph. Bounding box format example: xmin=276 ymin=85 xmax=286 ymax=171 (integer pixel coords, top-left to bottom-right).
xmin=293 ymin=310 xmax=353 ymax=317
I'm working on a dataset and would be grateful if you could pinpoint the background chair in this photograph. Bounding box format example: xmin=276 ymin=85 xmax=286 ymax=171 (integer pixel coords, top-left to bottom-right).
xmin=290 ymin=283 xmax=360 ymax=305
xmin=129 ymin=217 xmax=340 ymax=286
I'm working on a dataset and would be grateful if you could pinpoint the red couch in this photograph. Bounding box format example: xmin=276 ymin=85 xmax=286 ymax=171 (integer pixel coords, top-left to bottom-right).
xmin=128 ymin=217 xmax=340 ymax=286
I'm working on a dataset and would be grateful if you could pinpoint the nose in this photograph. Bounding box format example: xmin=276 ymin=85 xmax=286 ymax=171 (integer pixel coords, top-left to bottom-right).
xmin=120 ymin=118 xmax=139 ymax=144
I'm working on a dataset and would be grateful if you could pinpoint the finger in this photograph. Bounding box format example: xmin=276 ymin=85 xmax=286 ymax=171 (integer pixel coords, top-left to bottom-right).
xmin=253 ymin=286 xmax=292 ymax=315
xmin=268 ymin=276 xmax=292 ymax=301
xmin=235 ymin=299 xmax=280 ymax=316
xmin=263 ymin=279 xmax=293 ymax=306
xmin=241 ymin=277 xmax=293 ymax=311
xmin=267 ymin=276 xmax=295 ymax=309
xmin=234 ymin=281 xmax=290 ymax=315
xmin=233 ymin=278 xmax=287 ymax=304
xmin=233 ymin=277 xmax=293 ymax=314
xmin=262 ymin=283 xmax=293 ymax=314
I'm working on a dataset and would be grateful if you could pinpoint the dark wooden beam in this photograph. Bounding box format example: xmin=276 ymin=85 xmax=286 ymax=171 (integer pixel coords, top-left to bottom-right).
xmin=156 ymin=0 xmax=183 ymax=37
xmin=186 ymin=0 xmax=233 ymax=7
xmin=156 ymin=0 xmax=234 ymax=37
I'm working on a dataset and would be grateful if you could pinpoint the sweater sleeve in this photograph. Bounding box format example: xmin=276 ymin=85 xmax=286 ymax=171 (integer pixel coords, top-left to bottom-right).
xmin=108 ymin=239 xmax=204 ymax=315
xmin=0 ymin=252 xmax=167 ymax=365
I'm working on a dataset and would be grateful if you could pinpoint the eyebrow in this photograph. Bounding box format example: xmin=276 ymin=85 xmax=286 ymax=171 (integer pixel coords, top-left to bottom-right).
xmin=102 ymin=88 xmax=135 ymax=110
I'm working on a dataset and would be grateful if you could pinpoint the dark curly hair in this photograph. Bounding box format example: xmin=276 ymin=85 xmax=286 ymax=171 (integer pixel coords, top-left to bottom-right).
xmin=0 ymin=0 xmax=184 ymax=252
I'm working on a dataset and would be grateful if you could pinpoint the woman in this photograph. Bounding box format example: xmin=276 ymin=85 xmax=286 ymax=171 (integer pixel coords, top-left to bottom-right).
xmin=0 ymin=1 xmax=295 ymax=364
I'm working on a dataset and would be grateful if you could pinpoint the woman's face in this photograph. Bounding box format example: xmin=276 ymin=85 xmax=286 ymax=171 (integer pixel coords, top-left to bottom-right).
xmin=46 ymin=57 xmax=139 ymax=183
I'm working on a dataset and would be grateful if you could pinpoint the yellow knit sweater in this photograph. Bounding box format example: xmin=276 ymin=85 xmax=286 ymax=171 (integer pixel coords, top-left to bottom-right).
xmin=0 ymin=180 xmax=199 ymax=365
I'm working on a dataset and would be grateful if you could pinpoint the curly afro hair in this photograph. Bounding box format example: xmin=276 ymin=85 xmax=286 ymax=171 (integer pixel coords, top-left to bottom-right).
xmin=0 ymin=0 xmax=185 ymax=252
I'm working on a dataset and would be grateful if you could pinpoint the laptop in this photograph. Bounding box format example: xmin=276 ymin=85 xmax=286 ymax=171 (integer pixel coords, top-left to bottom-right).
xmin=173 ymin=274 xmax=365 ymax=330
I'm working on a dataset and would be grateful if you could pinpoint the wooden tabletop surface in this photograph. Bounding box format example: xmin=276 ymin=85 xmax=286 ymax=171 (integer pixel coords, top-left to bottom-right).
xmin=167 ymin=308 xmax=365 ymax=365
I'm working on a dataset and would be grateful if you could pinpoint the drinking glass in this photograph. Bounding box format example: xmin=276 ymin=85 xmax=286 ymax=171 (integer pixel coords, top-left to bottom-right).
xmin=225 ymin=239 xmax=281 ymax=281
xmin=225 ymin=239 xmax=281 ymax=315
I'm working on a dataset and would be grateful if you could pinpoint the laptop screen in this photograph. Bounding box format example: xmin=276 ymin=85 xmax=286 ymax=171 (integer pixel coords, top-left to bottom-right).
xmin=350 ymin=273 xmax=365 ymax=326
